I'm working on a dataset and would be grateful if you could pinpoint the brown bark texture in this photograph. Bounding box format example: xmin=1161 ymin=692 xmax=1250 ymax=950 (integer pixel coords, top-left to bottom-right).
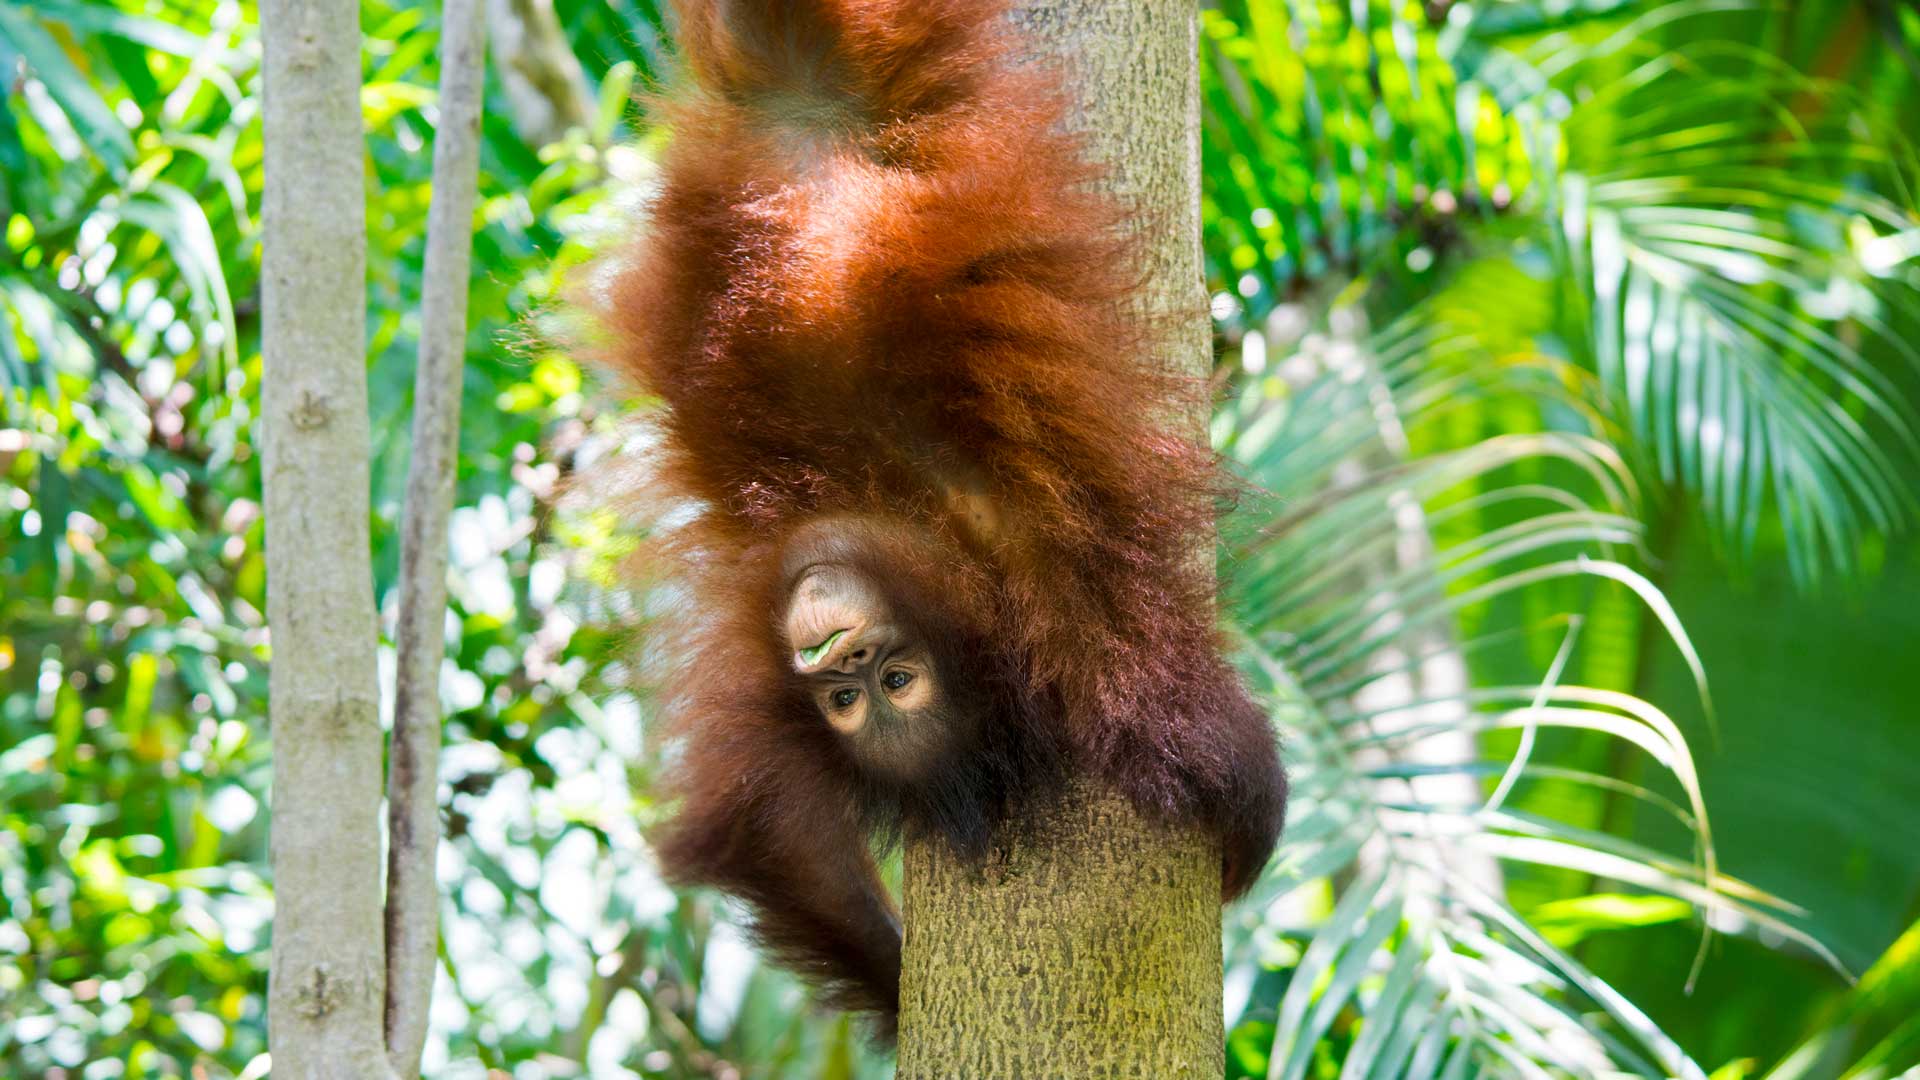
xmin=895 ymin=1 xmax=1222 ymax=1076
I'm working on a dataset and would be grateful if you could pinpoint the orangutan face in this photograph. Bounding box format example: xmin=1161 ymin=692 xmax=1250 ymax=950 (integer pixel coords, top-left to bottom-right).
xmin=779 ymin=524 xmax=983 ymax=780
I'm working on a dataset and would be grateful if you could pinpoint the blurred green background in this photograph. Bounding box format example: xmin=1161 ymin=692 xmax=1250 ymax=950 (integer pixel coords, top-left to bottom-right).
xmin=3 ymin=0 xmax=1918 ymax=1076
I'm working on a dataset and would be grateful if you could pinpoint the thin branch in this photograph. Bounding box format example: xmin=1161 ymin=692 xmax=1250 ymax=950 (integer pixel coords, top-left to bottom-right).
xmin=383 ymin=0 xmax=488 ymax=1074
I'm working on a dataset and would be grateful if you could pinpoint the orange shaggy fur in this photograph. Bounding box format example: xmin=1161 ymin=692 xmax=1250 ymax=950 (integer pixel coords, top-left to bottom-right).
xmin=580 ymin=0 xmax=1285 ymax=1039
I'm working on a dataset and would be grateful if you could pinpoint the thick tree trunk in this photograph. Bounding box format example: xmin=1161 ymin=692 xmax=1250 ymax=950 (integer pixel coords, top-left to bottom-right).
xmin=384 ymin=0 xmax=487 ymax=1074
xmin=895 ymin=2 xmax=1221 ymax=1076
xmin=259 ymin=0 xmax=391 ymax=1076
xmin=898 ymin=783 xmax=1223 ymax=1077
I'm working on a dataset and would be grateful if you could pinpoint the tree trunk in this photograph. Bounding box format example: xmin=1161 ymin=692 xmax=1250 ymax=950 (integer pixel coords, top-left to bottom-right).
xmin=898 ymin=783 xmax=1224 ymax=1077
xmin=259 ymin=0 xmax=391 ymax=1076
xmin=384 ymin=0 xmax=487 ymax=1074
xmin=895 ymin=2 xmax=1221 ymax=1076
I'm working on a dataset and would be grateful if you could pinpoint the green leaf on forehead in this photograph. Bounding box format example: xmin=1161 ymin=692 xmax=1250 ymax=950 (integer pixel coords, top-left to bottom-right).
xmin=797 ymin=629 xmax=847 ymax=667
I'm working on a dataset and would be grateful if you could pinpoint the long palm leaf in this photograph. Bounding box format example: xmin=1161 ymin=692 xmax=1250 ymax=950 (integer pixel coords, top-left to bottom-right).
xmin=1217 ymin=306 xmax=1833 ymax=1078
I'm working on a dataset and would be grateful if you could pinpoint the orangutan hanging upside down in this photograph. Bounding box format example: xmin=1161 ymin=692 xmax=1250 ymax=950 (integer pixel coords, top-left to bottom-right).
xmin=583 ymin=0 xmax=1287 ymax=1039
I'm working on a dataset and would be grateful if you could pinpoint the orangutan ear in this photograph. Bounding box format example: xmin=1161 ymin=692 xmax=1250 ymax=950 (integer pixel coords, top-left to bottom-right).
xmin=944 ymin=483 xmax=1000 ymax=549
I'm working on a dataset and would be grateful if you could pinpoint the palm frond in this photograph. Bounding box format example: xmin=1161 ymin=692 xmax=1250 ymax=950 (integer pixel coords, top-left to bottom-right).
xmin=1763 ymin=917 xmax=1920 ymax=1080
xmin=1450 ymin=24 xmax=1920 ymax=584
xmin=1205 ymin=0 xmax=1920 ymax=586
xmin=1218 ymin=308 xmax=1833 ymax=1078
xmin=1553 ymin=45 xmax=1916 ymax=583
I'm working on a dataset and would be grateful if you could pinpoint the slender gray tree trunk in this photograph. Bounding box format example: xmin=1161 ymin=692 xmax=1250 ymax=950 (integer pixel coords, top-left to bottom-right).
xmin=383 ymin=0 xmax=488 ymax=1074
xmin=895 ymin=3 xmax=1223 ymax=1076
xmin=259 ymin=0 xmax=391 ymax=1075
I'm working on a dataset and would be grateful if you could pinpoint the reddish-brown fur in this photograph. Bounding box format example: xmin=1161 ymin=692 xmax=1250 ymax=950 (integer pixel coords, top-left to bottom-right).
xmin=582 ymin=0 xmax=1285 ymax=1039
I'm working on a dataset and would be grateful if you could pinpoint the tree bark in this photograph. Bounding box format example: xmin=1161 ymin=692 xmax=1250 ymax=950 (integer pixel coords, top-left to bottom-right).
xmin=898 ymin=783 xmax=1223 ymax=1077
xmin=895 ymin=2 xmax=1222 ymax=1076
xmin=259 ymin=0 xmax=391 ymax=1076
xmin=383 ymin=0 xmax=487 ymax=1074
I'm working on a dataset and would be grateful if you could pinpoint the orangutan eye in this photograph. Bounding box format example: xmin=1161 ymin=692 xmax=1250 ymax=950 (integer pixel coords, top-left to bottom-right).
xmin=831 ymin=687 xmax=860 ymax=709
xmin=882 ymin=669 xmax=912 ymax=691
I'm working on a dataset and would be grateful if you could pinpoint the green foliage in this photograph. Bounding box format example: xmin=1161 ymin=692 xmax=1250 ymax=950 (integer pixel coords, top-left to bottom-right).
xmin=1207 ymin=0 xmax=1920 ymax=585
xmin=1764 ymin=918 xmax=1920 ymax=1080
xmin=1210 ymin=300 xmax=1812 ymax=1079
xmin=3 ymin=0 xmax=1917 ymax=1077
xmin=1199 ymin=0 xmax=1920 ymax=1075
xmin=1452 ymin=23 xmax=1920 ymax=587
xmin=3 ymin=1 xmax=274 ymax=1072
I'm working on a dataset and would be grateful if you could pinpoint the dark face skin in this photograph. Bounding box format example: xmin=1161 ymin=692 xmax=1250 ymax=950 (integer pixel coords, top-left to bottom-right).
xmin=782 ymin=557 xmax=967 ymax=780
